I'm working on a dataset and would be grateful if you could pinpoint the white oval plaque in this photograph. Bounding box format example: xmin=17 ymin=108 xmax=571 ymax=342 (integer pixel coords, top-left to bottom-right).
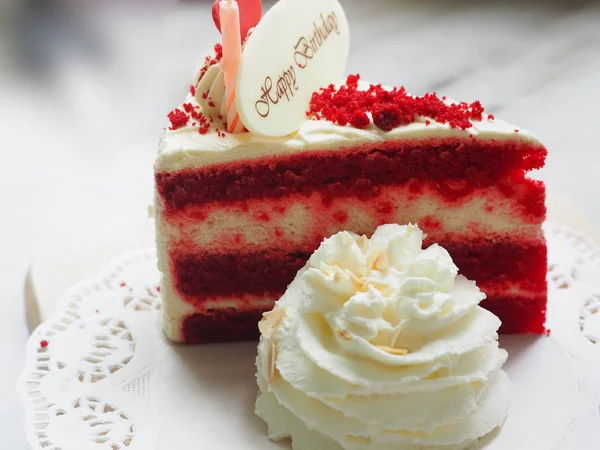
xmin=236 ymin=0 xmax=350 ymax=137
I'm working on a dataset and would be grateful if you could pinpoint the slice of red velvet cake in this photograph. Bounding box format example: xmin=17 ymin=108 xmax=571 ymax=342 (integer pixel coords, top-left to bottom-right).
xmin=154 ymin=0 xmax=547 ymax=344
xmin=155 ymin=72 xmax=547 ymax=344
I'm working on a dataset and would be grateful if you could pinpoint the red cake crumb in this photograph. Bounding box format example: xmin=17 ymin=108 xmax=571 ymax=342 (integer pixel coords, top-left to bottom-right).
xmin=171 ymin=102 xmax=214 ymax=135
xmin=119 ymin=282 xmax=126 ymax=287
xmin=336 ymin=111 xmax=350 ymax=126
xmin=40 ymin=340 xmax=49 ymax=348
xmin=185 ymin=103 xmax=206 ymax=124
xmin=346 ymin=74 xmax=360 ymax=85
xmin=308 ymin=74 xmax=486 ymax=131
xmin=189 ymin=85 xmax=196 ymax=96
xmin=167 ymin=109 xmax=188 ymax=130
xmin=350 ymin=110 xmax=370 ymax=129
xmin=372 ymin=105 xmax=403 ymax=131
xmin=488 ymin=114 xmax=495 ymax=120
xmin=469 ymin=101 xmax=484 ymax=118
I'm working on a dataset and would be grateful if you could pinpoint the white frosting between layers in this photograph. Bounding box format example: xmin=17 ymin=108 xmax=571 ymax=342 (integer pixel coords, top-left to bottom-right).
xmin=156 ymin=88 xmax=543 ymax=173
xmin=255 ymin=224 xmax=510 ymax=450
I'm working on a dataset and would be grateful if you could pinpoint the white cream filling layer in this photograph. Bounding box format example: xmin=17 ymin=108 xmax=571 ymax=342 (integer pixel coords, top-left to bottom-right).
xmin=155 ymin=186 xmax=543 ymax=254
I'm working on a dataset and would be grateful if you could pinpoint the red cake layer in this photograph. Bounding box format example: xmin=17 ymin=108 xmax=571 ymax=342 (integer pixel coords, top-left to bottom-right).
xmin=482 ymin=295 xmax=547 ymax=334
xmin=170 ymin=239 xmax=547 ymax=304
xmin=446 ymin=239 xmax=547 ymax=285
xmin=156 ymin=138 xmax=547 ymax=211
xmin=173 ymin=250 xmax=310 ymax=299
xmin=181 ymin=307 xmax=263 ymax=344
xmin=180 ymin=292 xmax=547 ymax=343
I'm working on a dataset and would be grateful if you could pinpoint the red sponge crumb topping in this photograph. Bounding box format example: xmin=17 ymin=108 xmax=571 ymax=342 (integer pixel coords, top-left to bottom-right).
xmin=167 ymin=109 xmax=188 ymax=130
xmin=309 ymin=74 xmax=486 ymax=131
xmin=168 ymin=102 xmax=214 ymax=135
xmin=40 ymin=340 xmax=49 ymax=348
xmin=350 ymin=110 xmax=370 ymax=129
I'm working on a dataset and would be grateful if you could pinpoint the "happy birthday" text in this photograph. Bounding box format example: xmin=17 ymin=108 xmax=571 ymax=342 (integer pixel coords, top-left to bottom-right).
xmin=254 ymin=11 xmax=341 ymax=119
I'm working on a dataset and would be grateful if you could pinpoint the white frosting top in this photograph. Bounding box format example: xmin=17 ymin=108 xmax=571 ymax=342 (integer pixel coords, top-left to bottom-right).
xmin=156 ymin=87 xmax=543 ymax=172
xmin=255 ymin=224 xmax=510 ymax=450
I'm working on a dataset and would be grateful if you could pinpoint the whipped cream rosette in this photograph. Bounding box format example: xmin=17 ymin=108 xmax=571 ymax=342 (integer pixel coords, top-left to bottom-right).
xmin=255 ymin=224 xmax=510 ymax=450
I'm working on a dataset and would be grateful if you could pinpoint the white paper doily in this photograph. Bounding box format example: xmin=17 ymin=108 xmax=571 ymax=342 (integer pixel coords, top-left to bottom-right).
xmin=18 ymin=223 xmax=600 ymax=450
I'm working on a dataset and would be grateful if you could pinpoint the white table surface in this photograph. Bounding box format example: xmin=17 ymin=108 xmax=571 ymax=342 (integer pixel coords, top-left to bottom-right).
xmin=2 ymin=0 xmax=600 ymax=448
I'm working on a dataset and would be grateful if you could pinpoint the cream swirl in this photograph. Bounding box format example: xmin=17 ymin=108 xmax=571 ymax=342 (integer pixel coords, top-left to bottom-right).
xmin=192 ymin=33 xmax=255 ymax=128
xmin=195 ymin=63 xmax=227 ymax=119
xmin=255 ymin=224 xmax=510 ymax=450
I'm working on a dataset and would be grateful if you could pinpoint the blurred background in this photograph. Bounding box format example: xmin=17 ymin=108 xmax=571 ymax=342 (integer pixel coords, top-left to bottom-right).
xmin=1 ymin=0 xmax=599 ymax=447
